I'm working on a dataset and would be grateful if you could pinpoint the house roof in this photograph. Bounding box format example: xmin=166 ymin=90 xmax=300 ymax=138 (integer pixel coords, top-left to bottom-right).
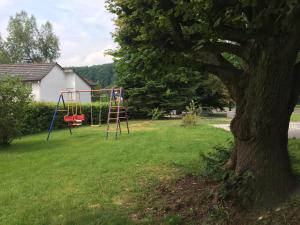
xmin=78 ymin=75 xmax=97 ymax=87
xmin=0 ymin=63 xmax=57 ymax=81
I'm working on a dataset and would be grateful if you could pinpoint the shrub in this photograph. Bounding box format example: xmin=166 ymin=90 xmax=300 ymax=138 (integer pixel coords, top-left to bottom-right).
xmin=182 ymin=100 xmax=200 ymax=126
xmin=182 ymin=114 xmax=198 ymax=126
xmin=0 ymin=76 xmax=32 ymax=145
xmin=8 ymin=98 xmax=142 ymax=137
xmin=149 ymin=107 xmax=164 ymax=120
xmin=201 ymin=144 xmax=254 ymax=207
xmin=23 ymin=102 xmax=110 ymax=135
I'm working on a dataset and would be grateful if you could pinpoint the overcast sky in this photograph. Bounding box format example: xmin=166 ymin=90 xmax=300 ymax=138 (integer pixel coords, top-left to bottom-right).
xmin=0 ymin=0 xmax=116 ymax=67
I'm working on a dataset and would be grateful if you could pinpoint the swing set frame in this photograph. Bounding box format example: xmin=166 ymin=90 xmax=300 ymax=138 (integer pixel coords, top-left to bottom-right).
xmin=46 ymin=88 xmax=127 ymax=141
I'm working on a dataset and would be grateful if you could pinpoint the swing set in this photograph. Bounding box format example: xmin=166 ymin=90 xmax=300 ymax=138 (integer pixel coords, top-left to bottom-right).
xmin=46 ymin=87 xmax=129 ymax=140
xmin=63 ymin=91 xmax=86 ymax=126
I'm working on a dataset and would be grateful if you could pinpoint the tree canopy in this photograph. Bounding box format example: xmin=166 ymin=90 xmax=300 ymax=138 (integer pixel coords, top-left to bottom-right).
xmin=0 ymin=11 xmax=60 ymax=63
xmin=108 ymin=0 xmax=300 ymax=206
xmin=108 ymin=1 xmax=234 ymax=116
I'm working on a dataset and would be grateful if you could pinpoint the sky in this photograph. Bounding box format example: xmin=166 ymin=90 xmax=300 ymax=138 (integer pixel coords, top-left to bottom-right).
xmin=0 ymin=0 xmax=116 ymax=67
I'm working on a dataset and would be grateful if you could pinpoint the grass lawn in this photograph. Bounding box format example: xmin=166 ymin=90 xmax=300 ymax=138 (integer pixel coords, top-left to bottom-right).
xmin=0 ymin=119 xmax=300 ymax=225
xmin=291 ymin=113 xmax=300 ymax=122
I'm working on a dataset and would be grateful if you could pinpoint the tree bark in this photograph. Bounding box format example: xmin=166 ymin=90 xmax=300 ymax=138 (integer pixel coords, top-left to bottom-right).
xmin=228 ymin=44 xmax=299 ymax=206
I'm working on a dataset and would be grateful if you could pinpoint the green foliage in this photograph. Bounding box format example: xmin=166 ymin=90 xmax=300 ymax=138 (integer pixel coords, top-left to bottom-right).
xmin=163 ymin=214 xmax=183 ymax=225
xmin=0 ymin=76 xmax=31 ymax=145
xmin=201 ymin=144 xmax=254 ymax=206
xmin=149 ymin=107 xmax=164 ymax=120
xmin=185 ymin=100 xmax=200 ymax=115
xmin=0 ymin=36 xmax=10 ymax=64
xmin=107 ymin=1 xmax=233 ymax=116
xmin=1 ymin=11 xmax=59 ymax=63
xmin=36 ymin=22 xmax=60 ymax=62
xmin=182 ymin=100 xmax=200 ymax=126
xmin=182 ymin=113 xmax=198 ymax=127
xmin=195 ymin=75 xmax=231 ymax=109
xmin=71 ymin=63 xmax=117 ymax=87
xmin=21 ymin=101 xmax=145 ymax=135
xmin=23 ymin=102 xmax=110 ymax=135
xmin=200 ymin=145 xmax=232 ymax=181
xmin=207 ymin=204 xmax=230 ymax=224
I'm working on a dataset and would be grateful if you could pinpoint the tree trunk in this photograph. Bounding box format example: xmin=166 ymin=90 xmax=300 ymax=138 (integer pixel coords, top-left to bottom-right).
xmin=228 ymin=45 xmax=299 ymax=206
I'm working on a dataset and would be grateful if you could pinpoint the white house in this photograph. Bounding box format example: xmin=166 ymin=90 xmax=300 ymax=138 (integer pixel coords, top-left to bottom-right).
xmin=0 ymin=63 xmax=93 ymax=103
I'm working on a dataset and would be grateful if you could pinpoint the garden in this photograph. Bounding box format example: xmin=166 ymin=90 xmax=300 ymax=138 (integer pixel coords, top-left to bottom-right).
xmin=1 ymin=118 xmax=300 ymax=225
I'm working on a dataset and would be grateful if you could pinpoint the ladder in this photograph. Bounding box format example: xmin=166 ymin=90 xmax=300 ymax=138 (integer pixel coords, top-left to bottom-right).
xmin=106 ymin=87 xmax=130 ymax=139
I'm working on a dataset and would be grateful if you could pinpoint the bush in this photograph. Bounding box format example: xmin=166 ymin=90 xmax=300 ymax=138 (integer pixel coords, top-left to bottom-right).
xmin=0 ymin=76 xmax=32 ymax=145
xmin=182 ymin=113 xmax=198 ymax=126
xmin=201 ymin=144 xmax=254 ymax=207
xmin=22 ymin=102 xmax=109 ymax=135
xmin=149 ymin=107 xmax=164 ymax=120
xmin=22 ymin=101 xmax=145 ymax=135
xmin=182 ymin=100 xmax=200 ymax=126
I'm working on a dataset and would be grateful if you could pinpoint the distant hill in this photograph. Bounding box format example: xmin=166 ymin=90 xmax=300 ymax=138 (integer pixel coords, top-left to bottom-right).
xmin=71 ymin=63 xmax=117 ymax=87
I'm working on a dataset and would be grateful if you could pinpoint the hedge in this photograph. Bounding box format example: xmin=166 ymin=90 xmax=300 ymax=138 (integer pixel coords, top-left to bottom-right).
xmin=22 ymin=102 xmax=146 ymax=135
xmin=22 ymin=102 xmax=109 ymax=135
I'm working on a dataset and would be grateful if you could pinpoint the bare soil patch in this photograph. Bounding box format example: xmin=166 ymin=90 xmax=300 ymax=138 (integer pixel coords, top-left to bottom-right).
xmin=135 ymin=175 xmax=300 ymax=225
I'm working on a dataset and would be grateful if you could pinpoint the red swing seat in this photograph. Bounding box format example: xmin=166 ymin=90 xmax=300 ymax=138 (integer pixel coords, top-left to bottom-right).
xmin=64 ymin=115 xmax=75 ymax=122
xmin=64 ymin=114 xmax=85 ymax=123
xmin=74 ymin=114 xmax=85 ymax=122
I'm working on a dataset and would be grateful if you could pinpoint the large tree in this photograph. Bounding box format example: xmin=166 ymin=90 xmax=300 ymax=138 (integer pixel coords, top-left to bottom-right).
xmin=0 ymin=35 xmax=10 ymax=63
xmin=1 ymin=11 xmax=60 ymax=63
xmin=107 ymin=0 xmax=300 ymax=206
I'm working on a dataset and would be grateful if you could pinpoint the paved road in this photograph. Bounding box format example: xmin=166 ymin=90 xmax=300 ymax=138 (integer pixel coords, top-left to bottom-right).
xmin=213 ymin=122 xmax=300 ymax=139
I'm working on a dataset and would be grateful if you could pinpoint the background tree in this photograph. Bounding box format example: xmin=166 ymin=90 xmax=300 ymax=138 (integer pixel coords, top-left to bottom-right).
xmin=0 ymin=36 xmax=10 ymax=63
xmin=2 ymin=11 xmax=60 ymax=63
xmin=0 ymin=76 xmax=32 ymax=146
xmin=36 ymin=22 xmax=60 ymax=62
xmin=116 ymin=62 xmax=229 ymax=117
xmin=109 ymin=22 xmax=231 ymax=117
xmin=196 ymin=74 xmax=231 ymax=109
xmin=71 ymin=63 xmax=117 ymax=87
xmin=107 ymin=0 xmax=300 ymax=206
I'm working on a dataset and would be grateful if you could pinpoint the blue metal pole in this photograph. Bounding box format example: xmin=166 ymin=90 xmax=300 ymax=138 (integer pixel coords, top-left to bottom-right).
xmin=46 ymin=94 xmax=62 ymax=141
xmin=61 ymin=94 xmax=72 ymax=135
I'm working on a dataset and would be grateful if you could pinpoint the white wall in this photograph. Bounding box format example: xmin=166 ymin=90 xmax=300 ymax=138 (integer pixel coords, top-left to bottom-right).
xmin=39 ymin=65 xmax=66 ymax=102
xmin=64 ymin=71 xmax=76 ymax=102
xmin=38 ymin=65 xmax=91 ymax=103
xmin=74 ymin=74 xmax=91 ymax=103
xmin=31 ymin=82 xmax=40 ymax=101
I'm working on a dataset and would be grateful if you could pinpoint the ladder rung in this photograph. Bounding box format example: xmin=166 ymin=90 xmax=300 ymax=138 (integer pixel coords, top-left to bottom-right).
xmin=110 ymin=106 xmax=125 ymax=108
xmin=109 ymin=111 xmax=126 ymax=114
xmin=109 ymin=117 xmax=127 ymax=120
xmin=57 ymin=110 xmax=67 ymax=112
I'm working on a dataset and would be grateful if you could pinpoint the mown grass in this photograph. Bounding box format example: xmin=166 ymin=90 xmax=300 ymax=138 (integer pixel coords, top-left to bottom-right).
xmin=0 ymin=119 xmax=231 ymax=225
xmin=1 ymin=119 xmax=300 ymax=225
xmin=291 ymin=113 xmax=300 ymax=122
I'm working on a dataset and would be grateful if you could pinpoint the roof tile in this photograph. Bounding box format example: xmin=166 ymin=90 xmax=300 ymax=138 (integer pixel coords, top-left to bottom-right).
xmin=0 ymin=63 xmax=56 ymax=81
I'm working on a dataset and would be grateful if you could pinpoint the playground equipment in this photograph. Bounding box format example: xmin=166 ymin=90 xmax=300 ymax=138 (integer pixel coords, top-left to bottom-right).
xmin=46 ymin=87 xmax=129 ymax=140
xmin=63 ymin=92 xmax=85 ymax=126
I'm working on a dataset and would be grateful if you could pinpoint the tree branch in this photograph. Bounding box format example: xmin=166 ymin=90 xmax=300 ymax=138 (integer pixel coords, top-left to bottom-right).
xmin=187 ymin=48 xmax=244 ymax=99
xmin=202 ymin=62 xmax=242 ymax=100
xmin=210 ymin=41 xmax=249 ymax=62
xmin=215 ymin=25 xmax=249 ymax=44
